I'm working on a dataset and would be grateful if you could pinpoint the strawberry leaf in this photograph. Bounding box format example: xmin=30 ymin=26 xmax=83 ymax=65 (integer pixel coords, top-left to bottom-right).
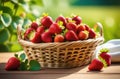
xmin=19 ymin=61 xmax=29 ymax=70
xmin=29 ymin=60 xmax=41 ymax=71
xmin=20 ymin=53 xmax=26 ymax=61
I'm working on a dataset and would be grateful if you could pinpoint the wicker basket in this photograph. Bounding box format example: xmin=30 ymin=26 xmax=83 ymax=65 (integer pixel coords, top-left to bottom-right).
xmin=17 ymin=22 xmax=104 ymax=68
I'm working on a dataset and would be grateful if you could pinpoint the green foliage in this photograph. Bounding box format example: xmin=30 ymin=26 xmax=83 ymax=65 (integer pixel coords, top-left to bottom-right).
xmin=0 ymin=0 xmax=43 ymax=52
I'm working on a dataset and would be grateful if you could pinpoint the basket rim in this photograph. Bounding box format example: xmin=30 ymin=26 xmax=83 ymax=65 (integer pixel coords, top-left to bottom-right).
xmin=18 ymin=36 xmax=104 ymax=48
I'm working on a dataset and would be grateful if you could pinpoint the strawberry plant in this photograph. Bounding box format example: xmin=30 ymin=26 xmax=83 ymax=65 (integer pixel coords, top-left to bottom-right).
xmin=0 ymin=0 xmax=43 ymax=52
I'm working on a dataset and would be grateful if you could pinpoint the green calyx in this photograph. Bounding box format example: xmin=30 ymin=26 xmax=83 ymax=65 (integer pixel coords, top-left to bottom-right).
xmin=100 ymin=48 xmax=109 ymax=53
xmin=98 ymin=55 xmax=107 ymax=68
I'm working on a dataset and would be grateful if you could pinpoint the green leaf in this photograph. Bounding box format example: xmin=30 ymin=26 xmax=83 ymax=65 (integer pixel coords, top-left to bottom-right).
xmin=11 ymin=16 xmax=24 ymax=29
xmin=19 ymin=61 xmax=28 ymax=70
xmin=0 ymin=29 xmax=10 ymax=43
xmin=0 ymin=44 xmax=9 ymax=52
xmin=0 ymin=6 xmax=13 ymax=15
xmin=0 ymin=13 xmax=12 ymax=27
xmin=20 ymin=53 xmax=26 ymax=61
xmin=14 ymin=53 xmax=18 ymax=58
xmin=29 ymin=60 xmax=41 ymax=71
xmin=0 ymin=22 xmax=4 ymax=30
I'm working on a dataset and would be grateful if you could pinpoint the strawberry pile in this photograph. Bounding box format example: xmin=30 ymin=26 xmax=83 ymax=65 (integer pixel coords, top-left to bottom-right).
xmin=23 ymin=14 xmax=97 ymax=43
xmin=88 ymin=48 xmax=111 ymax=71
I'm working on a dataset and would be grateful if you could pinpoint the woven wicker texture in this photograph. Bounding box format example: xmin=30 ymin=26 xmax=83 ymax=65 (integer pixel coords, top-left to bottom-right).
xmin=18 ymin=22 xmax=104 ymax=68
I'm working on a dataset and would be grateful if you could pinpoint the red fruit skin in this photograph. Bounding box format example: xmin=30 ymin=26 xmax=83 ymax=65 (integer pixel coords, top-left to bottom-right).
xmin=41 ymin=31 xmax=53 ymax=43
xmin=88 ymin=29 xmax=96 ymax=38
xmin=66 ymin=17 xmax=72 ymax=23
xmin=54 ymin=35 xmax=64 ymax=42
xmin=99 ymin=53 xmax=111 ymax=66
xmin=66 ymin=22 xmax=77 ymax=33
xmin=5 ymin=57 xmax=20 ymax=71
xmin=72 ymin=16 xmax=82 ymax=25
xmin=36 ymin=26 xmax=45 ymax=34
xmin=88 ymin=59 xmax=104 ymax=71
xmin=49 ymin=23 xmax=62 ymax=34
xmin=77 ymin=25 xmax=86 ymax=34
xmin=41 ymin=16 xmax=53 ymax=28
xmin=56 ymin=15 xmax=67 ymax=26
xmin=78 ymin=31 xmax=88 ymax=40
xmin=24 ymin=28 xmax=35 ymax=40
xmin=84 ymin=24 xmax=90 ymax=31
xmin=31 ymin=22 xmax=39 ymax=30
xmin=31 ymin=32 xmax=42 ymax=43
xmin=65 ymin=30 xmax=78 ymax=41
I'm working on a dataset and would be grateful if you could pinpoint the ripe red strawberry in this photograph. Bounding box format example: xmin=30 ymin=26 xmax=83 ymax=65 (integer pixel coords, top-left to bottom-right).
xmin=31 ymin=22 xmax=39 ymax=30
xmin=88 ymin=59 xmax=104 ymax=71
xmin=54 ymin=34 xmax=64 ymax=42
xmin=36 ymin=26 xmax=45 ymax=34
xmin=41 ymin=16 xmax=53 ymax=28
xmin=5 ymin=57 xmax=20 ymax=71
xmin=99 ymin=48 xmax=111 ymax=66
xmin=56 ymin=15 xmax=67 ymax=26
xmin=84 ymin=24 xmax=90 ymax=31
xmin=66 ymin=22 xmax=77 ymax=33
xmin=77 ymin=24 xmax=86 ymax=34
xmin=48 ymin=23 xmax=62 ymax=34
xmin=88 ymin=29 xmax=96 ymax=38
xmin=78 ymin=31 xmax=88 ymax=40
xmin=41 ymin=31 xmax=53 ymax=43
xmin=66 ymin=17 xmax=72 ymax=23
xmin=72 ymin=15 xmax=82 ymax=25
xmin=24 ymin=27 xmax=35 ymax=40
xmin=65 ymin=30 xmax=78 ymax=41
xmin=31 ymin=32 xmax=42 ymax=43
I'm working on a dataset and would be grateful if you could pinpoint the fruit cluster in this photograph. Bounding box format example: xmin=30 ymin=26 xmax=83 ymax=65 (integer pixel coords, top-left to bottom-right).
xmin=88 ymin=48 xmax=111 ymax=71
xmin=24 ymin=14 xmax=97 ymax=43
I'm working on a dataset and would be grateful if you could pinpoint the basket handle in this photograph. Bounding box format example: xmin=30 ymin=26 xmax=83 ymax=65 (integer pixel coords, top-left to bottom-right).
xmin=17 ymin=24 xmax=23 ymax=40
xmin=94 ymin=22 xmax=103 ymax=37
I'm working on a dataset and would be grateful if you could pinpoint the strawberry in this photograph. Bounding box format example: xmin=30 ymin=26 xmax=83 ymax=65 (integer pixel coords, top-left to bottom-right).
xmin=41 ymin=16 xmax=53 ymax=28
xmin=41 ymin=31 xmax=53 ymax=43
xmin=36 ymin=26 xmax=45 ymax=34
xmin=88 ymin=58 xmax=104 ymax=71
xmin=56 ymin=15 xmax=67 ymax=26
xmin=72 ymin=15 xmax=82 ymax=25
xmin=31 ymin=32 xmax=42 ymax=43
xmin=66 ymin=22 xmax=77 ymax=33
xmin=30 ymin=22 xmax=39 ymax=30
xmin=99 ymin=48 xmax=111 ymax=66
xmin=48 ymin=23 xmax=62 ymax=34
xmin=78 ymin=30 xmax=88 ymax=40
xmin=77 ymin=24 xmax=86 ymax=34
xmin=65 ymin=30 xmax=78 ymax=41
xmin=66 ymin=17 xmax=72 ymax=23
xmin=54 ymin=34 xmax=64 ymax=42
xmin=5 ymin=57 xmax=20 ymax=71
xmin=88 ymin=29 xmax=96 ymax=38
xmin=84 ymin=24 xmax=90 ymax=31
xmin=24 ymin=27 xmax=35 ymax=40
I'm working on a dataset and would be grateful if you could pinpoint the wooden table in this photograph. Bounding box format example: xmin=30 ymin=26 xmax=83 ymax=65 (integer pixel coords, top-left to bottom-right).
xmin=0 ymin=53 xmax=120 ymax=79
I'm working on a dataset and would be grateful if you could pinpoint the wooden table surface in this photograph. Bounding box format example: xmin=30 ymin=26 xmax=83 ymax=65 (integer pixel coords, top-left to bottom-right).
xmin=0 ymin=53 xmax=120 ymax=79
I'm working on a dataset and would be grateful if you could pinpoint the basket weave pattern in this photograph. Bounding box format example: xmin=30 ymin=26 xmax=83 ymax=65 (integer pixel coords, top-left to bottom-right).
xmin=18 ymin=23 xmax=104 ymax=68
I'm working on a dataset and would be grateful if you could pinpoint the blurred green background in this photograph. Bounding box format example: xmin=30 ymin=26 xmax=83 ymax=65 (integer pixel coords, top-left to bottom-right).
xmin=0 ymin=0 xmax=120 ymax=52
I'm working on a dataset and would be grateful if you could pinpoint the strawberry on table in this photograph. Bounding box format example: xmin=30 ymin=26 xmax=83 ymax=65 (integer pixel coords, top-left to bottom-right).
xmin=5 ymin=57 xmax=20 ymax=71
xmin=41 ymin=15 xmax=53 ymax=28
xmin=65 ymin=30 xmax=78 ymax=41
xmin=99 ymin=48 xmax=111 ymax=66
xmin=88 ymin=58 xmax=104 ymax=71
